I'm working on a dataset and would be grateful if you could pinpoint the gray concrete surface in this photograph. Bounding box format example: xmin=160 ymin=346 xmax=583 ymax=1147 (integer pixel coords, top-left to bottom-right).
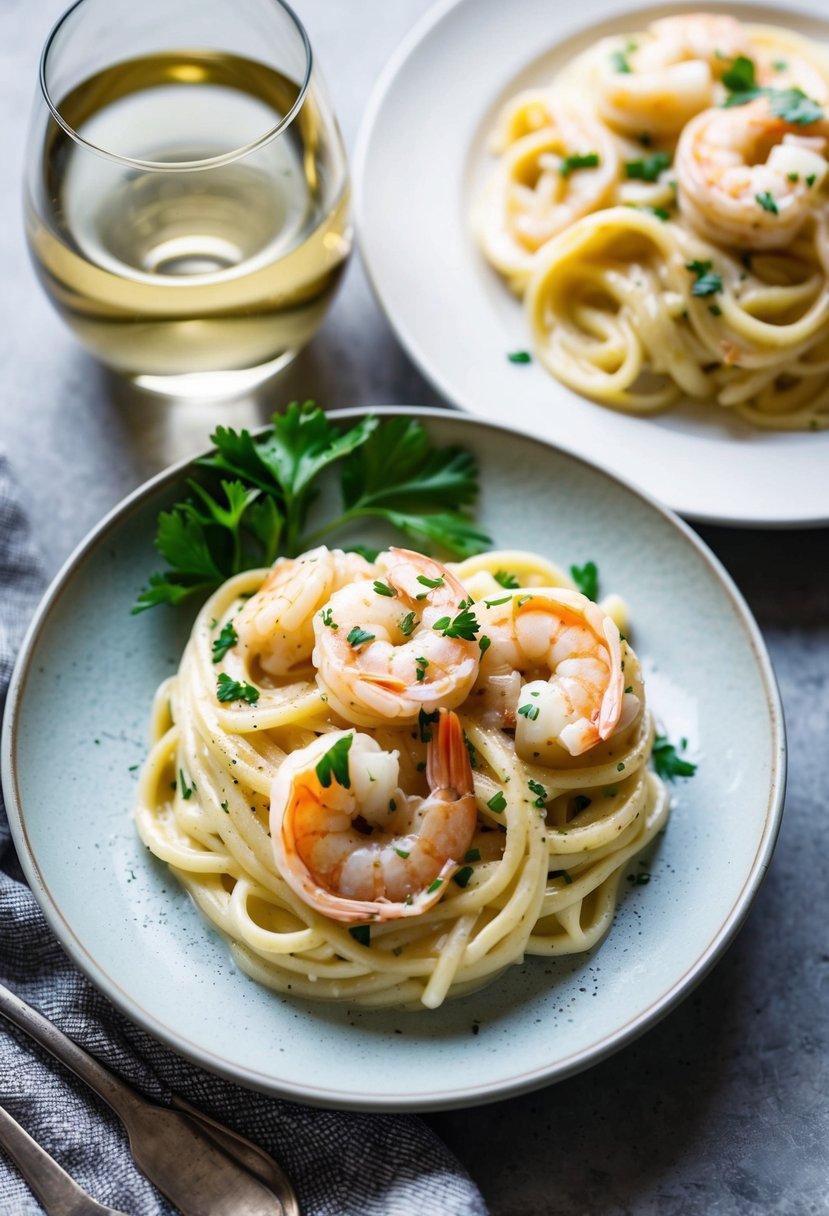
xmin=1 ymin=1 xmax=827 ymax=1212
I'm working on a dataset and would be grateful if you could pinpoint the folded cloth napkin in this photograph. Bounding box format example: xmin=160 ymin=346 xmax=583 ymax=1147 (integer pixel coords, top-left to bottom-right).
xmin=0 ymin=455 xmax=488 ymax=1216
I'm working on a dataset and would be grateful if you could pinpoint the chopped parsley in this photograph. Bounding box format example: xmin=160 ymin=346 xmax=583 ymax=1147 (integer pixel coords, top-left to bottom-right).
xmin=415 ymin=656 xmax=429 ymax=682
xmin=517 ymin=703 xmax=540 ymax=721
xmin=549 ymin=869 xmax=573 ymax=885
xmin=395 ymin=847 xmax=410 ymax=859
xmin=508 ymin=350 xmax=532 ymax=364
xmin=416 ymin=574 xmax=444 ymax=589
xmin=652 ymin=734 xmax=697 ymax=781
xmin=427 ymin=878 xmax=443 ymax=894
xmin=465 ymin=847 xmax=481 ymax=862
xmin=220 ymin=800 xmax=229 ymax=813
xmin=756 ymin=191 xmax=779 ymax=214
xmin=432 ymin=602 xmax=480 ymax=641
xmin=418 ymin=708 xmax=440 ymax=743
xmin=211 ymin=620 xmax=238 ymax=663
xmin=721 ymin=54 xmax=756 ymax=94
xmin=487 ymin=790 xmax=507 ymax=813
xmin=559 ymin=152 xmax=600 ymax=177
xmin=216 ymin=673 xmax=259 ymax=704
xmin=494 ymin=570 xmax=520 ymax=589
xmin=347 ymin=626 xmax=375 ymax=649
xmin=686 ymin=260 xmax=723 ymax=297
xmin=179 ymin=769 xmax=193 ymax=800
xmin=624 ymin=151 xmax=671 ymax=182
xmin=399 ymin=611 xmax=417 ymax=636
xmin=349 ymin=925 xmax=371 ymax=946
xmin=528 ymin=779 xmax=547 ymax=808
xmin=610 ymin=42 xmax=636 ymax=74
xmin=708 ymin=304 xmax=723 ymax=317
xmin=570 ymin=560 xmax=599 ymax=600
xmin=464 ymin=732 xmax=478 ymax=769
xmin=722 ymin=56 xmax=823 ymax=125
xmin=478 ymin=635 xmax=491 ymax=656
xmin=373 ymin=580 xmax=395 ymax=597
xmin=806 ymin=173 xmax=817 ymax=187
xmin=315 ymin=734 xmax=353 ymax=789
xmin=484 ymin=595 xmax=512 ymax=608
xmin=453 ymin=866 xmax=474 ymax=888
xmin=320 ymin=607 xmax=337 ymax=629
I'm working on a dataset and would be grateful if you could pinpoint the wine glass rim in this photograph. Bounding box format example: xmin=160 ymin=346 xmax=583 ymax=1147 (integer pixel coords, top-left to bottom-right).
xmin=38 ymin=0 xmax=314 ymax=172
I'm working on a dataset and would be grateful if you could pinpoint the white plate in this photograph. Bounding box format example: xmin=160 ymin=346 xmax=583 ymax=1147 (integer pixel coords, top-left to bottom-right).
xmin=354 ymin=0 xmax=829 ymax=527
xmin=1 ymin=408 xmax=784 ymax=1110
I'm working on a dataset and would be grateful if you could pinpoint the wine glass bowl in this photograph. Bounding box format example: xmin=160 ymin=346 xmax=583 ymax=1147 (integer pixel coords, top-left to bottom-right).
xmin=24 ymin=0 xmax=352 ymax=397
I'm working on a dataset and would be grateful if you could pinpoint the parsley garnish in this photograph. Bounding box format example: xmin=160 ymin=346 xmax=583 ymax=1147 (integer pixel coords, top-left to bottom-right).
xmin=415 ymin=656 xmax=429 ymax=682
xmin=347 ymin=626 xmax=375 ymax=649
xmin=220 ymin=800 xmax=229 ymax=812
xmin=432 ymin=603 xmax=480 ymax=641
xmin=722 ymin=57 xmax=823 ymax=125
xmin=686 ymin=260 xmax=723 ymax=297
xmin=508 ymin=350 xmax=532 ymax=364
xmin=709 ymin=304 xmax=723 ymax=317
xmin=373 ymin=580 xmax=395 ymax=597
xmin=559 ymin=152 xmax=600 ymax=177
xmin=517 ymin=703 xmax=540 ymax=721
xmin=570 ymin=560 xmax=599 ymax=600
xmin=487 ymin=790 xmax=507 ymax=813
xmin=211 ymin=620 xmax=238 ymax=663
xmin=320 ymin=606 xmax=337 ymax=629
xmin=478 ymin=635 xmax=491 ymax=656
xmin=610 ymin=44 xmax=635 ymax=73
xmin=418 ymin=708 xmax=440 ymax=743
xmin=427 ymin=878 xmax=443 ymax=894
xmin=624 ymin=151 xmax=671 ymax=182
xmin=417 ymin=574 xmax=444 ymax=589
xmin=315 ymin=735 xmax=353 ymax=789
xmin=806 ymin=173 xmax=817 ymax=187
xmin=395 ymin=847 xmax=410 ymax=859
xmin=133 ymin=405 xmax=491 ymax=612
xmin=399 ymin=611 xmax=417 ymax=636
xmin=216 ymin=673 xmax=259 ymax=704
xmin=484 ymin=594 xmax=512 ymax=608
xmin=494 ymin=570 xmax=519 ymax=589
xmin=756 ymin=191 xmax=779 ymax=214
xmin=179 ymin=769 xmax=193 ymax=800
xmin=349 ymin=924 xmax=370 ymax=946
xmin=652 ymin=734 xmax=697 ymax=781
xmin=528 ymin=779 xmax=547 ymax=807
xmin=465 ymin=847 xmax=481 ymax=862
xmin=453 ymin=866 xmax=474 ymax=888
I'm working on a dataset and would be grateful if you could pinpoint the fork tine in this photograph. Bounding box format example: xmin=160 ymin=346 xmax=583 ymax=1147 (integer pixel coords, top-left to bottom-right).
xmin=0 ymin=1103 xmax=128 ymax=1216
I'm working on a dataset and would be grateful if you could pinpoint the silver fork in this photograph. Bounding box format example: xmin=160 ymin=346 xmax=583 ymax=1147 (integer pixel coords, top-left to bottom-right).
xmin=0 ymin=982 xmax=300 ymax=1216
xmin=0 ymin=1101 xmax=129 ymax=1215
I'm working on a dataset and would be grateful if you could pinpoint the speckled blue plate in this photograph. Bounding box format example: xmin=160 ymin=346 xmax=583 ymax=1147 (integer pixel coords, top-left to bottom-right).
xmin=1 ymin=408 xmax=785 ymax=1111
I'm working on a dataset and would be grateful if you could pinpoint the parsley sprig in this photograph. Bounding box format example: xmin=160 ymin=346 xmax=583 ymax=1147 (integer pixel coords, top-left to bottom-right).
xmin=722 ymin=55 xmax=823 ymax=125
xmin=133 ymin=404 xmax=491 ymax=612
xmin=652 ymin=734 xmax=697 ymax=781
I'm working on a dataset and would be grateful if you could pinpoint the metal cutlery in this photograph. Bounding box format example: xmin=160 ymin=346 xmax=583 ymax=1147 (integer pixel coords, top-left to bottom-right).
xmin=0 ymin=1101 xmax=129 ymax=1215
xmin=0 ymin=982 xmax=300 ymax=1216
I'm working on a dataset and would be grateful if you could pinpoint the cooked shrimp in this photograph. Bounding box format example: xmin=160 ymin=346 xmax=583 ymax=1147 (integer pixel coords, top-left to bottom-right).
xmin=270 ymin=709 xmax=477 ymax=923
xmin=596 ymin=15 xmax=751 ymax=137
xmin=473 ymin=588 xmax=638 ymax=760
xmin=235 ymin=546 xmax=375 ymax=677
xmin=676 ymin=97 xmax=829 ymax=250
xmin=312 ymin=548 xmax=481 ymax=727
xmin=475 ymin=106 xmax=620 ymax=285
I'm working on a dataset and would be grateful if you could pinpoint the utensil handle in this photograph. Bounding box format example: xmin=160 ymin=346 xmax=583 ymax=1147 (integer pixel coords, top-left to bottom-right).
xmin=0 ymin=1102 xmax=112 ymax=1216
xmin=0 ymin=982 xmax=142 ymax=1122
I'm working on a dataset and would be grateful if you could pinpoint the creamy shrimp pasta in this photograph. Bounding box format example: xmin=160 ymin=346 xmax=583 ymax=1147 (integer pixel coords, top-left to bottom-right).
xmin=473 ymin=13 xmax=829 ymax=429
xmin=135 ymin=545 xmax=669 ymax=1010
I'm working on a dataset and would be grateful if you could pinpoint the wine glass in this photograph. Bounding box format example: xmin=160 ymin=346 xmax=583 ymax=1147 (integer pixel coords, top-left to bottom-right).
xmin=24 ymin=0 xmax=352 ymax=397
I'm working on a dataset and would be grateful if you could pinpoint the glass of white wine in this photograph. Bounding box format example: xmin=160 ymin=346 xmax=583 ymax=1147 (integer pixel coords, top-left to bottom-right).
xmin=25 ymin=0 xmax=352 ymax=397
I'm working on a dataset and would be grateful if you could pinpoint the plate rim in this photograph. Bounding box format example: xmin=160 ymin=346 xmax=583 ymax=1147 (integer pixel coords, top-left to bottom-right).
xmin=352 ymin=0 xmax=829 ymax=530
xmin=1 ymin=405 xmax=787 ymax=1110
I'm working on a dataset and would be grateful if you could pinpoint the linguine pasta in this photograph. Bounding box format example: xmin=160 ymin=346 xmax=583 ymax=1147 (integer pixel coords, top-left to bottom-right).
xmin=135 ymin=547 xmax=669 ymax=1010
xmin=473 ymin=14 xmax=829 ymax=429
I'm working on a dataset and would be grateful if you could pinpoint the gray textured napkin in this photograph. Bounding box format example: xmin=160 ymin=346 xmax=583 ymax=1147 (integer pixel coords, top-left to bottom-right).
xmin=0 ymin=455 xmax=487 ymax=1216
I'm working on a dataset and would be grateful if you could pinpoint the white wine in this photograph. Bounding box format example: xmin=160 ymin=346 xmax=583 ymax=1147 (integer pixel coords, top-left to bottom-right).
xmin=26 ymin=52 xmax=351 ymax=386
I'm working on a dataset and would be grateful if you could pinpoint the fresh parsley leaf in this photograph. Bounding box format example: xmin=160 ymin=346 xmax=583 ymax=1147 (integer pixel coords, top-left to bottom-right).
xmin=494 ymin=570 xmax=519 ymax=588
xmin=216 ymin=673 xmax=259 ymax=704
xmin=135 ymin=405 xmax=491 ymax=612
xmin=723 ymin=78 xmax=823 ymax=125
xmin=686 ymin=260 xmax=723 ymax=297
xmin=652 ymin=734 xmax=697 ymax=781
xmin=508 ymin=350 xmax=532 ymax=364
xmin=624 ymin=151 xmax=671 ymax=182
xmin=373 ymin=580 xmax=396 ymax=597
xmin=399 ymin=611 xmax=417 ymax=637
xmin=418 ymin=708 xmax=440 ymax=743
xmin=211 ymin=620 xmax=238 ymax=663
xmin=315 ymin=735 xmax=353 ymax=789
xmin=347 ymin=626 xmax=375 ymax=649
xmin=721 ymin=55 xmax=756 ymax=93
xmin=487 ymin=790 xmax=507 ymax=813
xmin=570 ymin=560 xmax=599 ymax=600
xmin=432 ymin=603 xmax=480 ymax=641
xmin=756 ymin=191 xmax=779 ymax=214
xmin=453 ymin=866 xmax=474 ymax=888
xmin=517 ymin=703 xmax=540 ymax=721
xmin=610 ymin=47 xmax=633 ymax=74
xmin=559 ymin=152 xmax=600 ymax=177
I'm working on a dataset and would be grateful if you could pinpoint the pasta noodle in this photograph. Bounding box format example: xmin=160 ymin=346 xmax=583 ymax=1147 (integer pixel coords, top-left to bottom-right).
xmin=135 ymin=547 xmax=669 ymax=1010
xmin=473 ymin=14 xmax=829 ymax=429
